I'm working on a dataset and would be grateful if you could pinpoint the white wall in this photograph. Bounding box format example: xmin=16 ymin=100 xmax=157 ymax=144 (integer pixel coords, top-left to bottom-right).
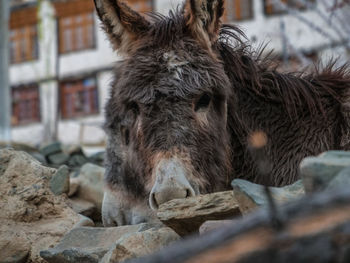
xmin=10 ymin=0 xmax=349 ymax=146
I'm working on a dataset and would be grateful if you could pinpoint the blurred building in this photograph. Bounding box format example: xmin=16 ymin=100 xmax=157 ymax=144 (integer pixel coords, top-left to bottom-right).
xmin=9 ymin=0 xmax=349 ymax=146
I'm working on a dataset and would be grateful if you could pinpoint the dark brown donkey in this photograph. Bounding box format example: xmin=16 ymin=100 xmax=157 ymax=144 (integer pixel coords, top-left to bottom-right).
xmin=94 ymin=0 xmax=350 ymax=226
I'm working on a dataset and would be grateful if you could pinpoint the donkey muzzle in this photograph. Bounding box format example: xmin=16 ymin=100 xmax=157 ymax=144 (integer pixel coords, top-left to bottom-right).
xmin=149 ymin=158 xmax=196 ymax=210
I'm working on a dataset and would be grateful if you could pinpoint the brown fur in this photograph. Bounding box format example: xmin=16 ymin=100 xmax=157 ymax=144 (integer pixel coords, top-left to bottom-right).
xmin=95 ymin=0 xmax=350 ymax=206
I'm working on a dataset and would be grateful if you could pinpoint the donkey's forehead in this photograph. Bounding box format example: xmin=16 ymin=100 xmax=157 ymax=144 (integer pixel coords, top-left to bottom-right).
xmin=163 ymin=51 xmax=189 ymax=71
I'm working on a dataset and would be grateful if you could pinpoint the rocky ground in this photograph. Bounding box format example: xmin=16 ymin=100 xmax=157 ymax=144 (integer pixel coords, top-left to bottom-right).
xmin=0 ymin=142 xmax=350 ymax=263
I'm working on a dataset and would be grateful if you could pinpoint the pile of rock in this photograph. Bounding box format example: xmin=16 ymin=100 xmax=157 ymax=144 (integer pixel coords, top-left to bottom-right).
xmin=130 ymin=151 xmax=350 ymax=263
xmin=1 ymin=147 xmax=350 ymax=263
xmin=38 ymin=142 xmax=104 ymax=169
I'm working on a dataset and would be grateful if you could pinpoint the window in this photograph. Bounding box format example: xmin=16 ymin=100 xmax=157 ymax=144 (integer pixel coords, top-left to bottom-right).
xmin=12 ymin=84 xmax=41 ymax=125
xmin=60 ymin=77 xmax=99 ymax=119
xmin=58 ymin=13 xmax=95 ymax=54
xmin=9 ymin=7 xmax=39 ymax=64
xmin=126 ymin=0 xmax=153 ymax=13
xmin=224 ymin=0 xmax=253 ymax=22
xmin=55 ymin=0 xmax=95 ymax=54
xmin=264 ymin=0 xmax=315 ymax=15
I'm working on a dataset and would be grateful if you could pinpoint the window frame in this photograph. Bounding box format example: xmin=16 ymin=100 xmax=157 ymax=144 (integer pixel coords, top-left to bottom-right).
xmin=57 ymin=12 xmax=97 ymax=55
xmin=12 ymin=83 xmax=41 ymax=126
xmin=9 ymin=6 xmax=39 ymax=64
xmin=59 ymin=76 xmax=100 ymax=120
xmin=223 ymin=0 xmax=254 ymax=22
xmin=125 ymin=0 xmax=154 ymax=13
xmin=55 ymin=0 xmax=97 ymax=55
xmin=264 ymin=0 xmax=316 ymax=16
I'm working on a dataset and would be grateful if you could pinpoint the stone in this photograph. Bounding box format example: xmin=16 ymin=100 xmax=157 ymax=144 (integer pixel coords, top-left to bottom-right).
xmin=0 ymin=149 xmax=80 ymax=263
xmin=73 ymin=214 xmax=95 ymax=228
xmin=48 ymin=152 xmax=70 ymax=165
xmin=0 ymin=236 xmax=30 ymax=263
xmin=199 ymin=220 xmax=236 ymax=235
xmin=0 ymin=141 xmax=37 ymax=153
xmin=68 ymin=177 xmax=80 ymax=197
xmin=68 ymin=197 xmax=96 ymax=217
xmin=76 ymin=163 xmax=105 ymax=211
xmin=50 ymin=165 xmax=70 ymax=195
xmin=88 ymin=151 xmax=105 ymax=166
xmin=68 ymin=154 xmax=89 ymax=167
xmin=100 ymin=226 xmax=180 ymax=263
xmin=30 ymin=152 xmax=47 ymax=165
xmin=40 ymin=224 xmax=158 ymax=263
xmin=62 ymin=144 xmax=84 ymax=156
xmin=39 ymin=142 xmax=62 ymax=157
xmin=327 ymin=166 xmax=350 ymax=190
xmin=232 ymin=179 xmax=305 ymax=214
xmin=157 ymin=191 xmax=241 ymax=236
xmin=300 ymin=151 xmax=350 ymax=192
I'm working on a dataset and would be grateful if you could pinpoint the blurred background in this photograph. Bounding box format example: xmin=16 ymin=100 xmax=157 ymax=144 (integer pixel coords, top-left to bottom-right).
xmin=0 ymin=0 xmax=349 ymax=149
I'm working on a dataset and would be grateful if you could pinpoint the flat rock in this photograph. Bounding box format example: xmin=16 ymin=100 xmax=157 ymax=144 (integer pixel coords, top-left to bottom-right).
xmin=88 ymin=151 xmax=105 ymax=166
xmin=68 ymin=197 xmax=96 ymax=217
xmin=157 ymin=191 xmax=241 ymax=236
xmin=48 ymin=152 xmax=70 ymax=165
xmin=300 ymin=151 xmax=350 ymax=192
xmin=0 ymin=149 xmax=80 ymax=262
xmin=199 ymin=220 xmax=236 ymax=235
xmin=68 ymin=155 xmax=89 ymax=167
xmin=327 ymin=166 xmax=350 ymax=190
xmin=39 ymin=142 xmax=62 ymax=157
xmin=76 ymin=163 xmax=105 ymax=211
xmin=232 ymin=179 xmax=305 ymax=214
xmin=0 ymin=141 xmax=37 ymax=153
xmin=50 ymin=165 xmax=70 ymax=195
xmin=30 ymin=152 xmax=47 ymax=165
xmin=68 ymin=177 xmax=80 ymax=197
xmin=100 ymin=226 xmax=180 ymax=263
xmin=40 ymin=224 xmax=160 ymax=263
xmin=73 ymin=214 xmax=95 ymax=228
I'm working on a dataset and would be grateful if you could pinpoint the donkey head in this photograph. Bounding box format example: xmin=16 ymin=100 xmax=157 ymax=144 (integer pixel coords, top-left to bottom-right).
xmin=96 ymin=0 xmax=232 ymax=211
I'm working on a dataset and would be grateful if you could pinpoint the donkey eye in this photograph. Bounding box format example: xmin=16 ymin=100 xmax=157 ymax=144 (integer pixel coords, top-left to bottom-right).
xmin=194 ymin=93 xmax=211 ymax=112
xmin=121 ymin=126 xmax=130 ymax=145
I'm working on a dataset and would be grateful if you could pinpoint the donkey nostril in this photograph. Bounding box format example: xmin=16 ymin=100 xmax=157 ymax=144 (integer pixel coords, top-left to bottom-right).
xmin=151 ymin=192 xmax=158 ymax=209
xmin=186 ymin=188 xmax=194 ymax=198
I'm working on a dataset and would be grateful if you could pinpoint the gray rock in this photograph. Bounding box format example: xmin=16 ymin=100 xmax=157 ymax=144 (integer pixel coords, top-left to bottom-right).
xmin=29 ymin=152 xmax=47 ymax=165
xmin=89 ymin=151 xmax=105 ymax=166
xmin=300 ymin=151 xmax=350 ymax=192
xmin=48 ymin=152 xmax=70 ymax=165
xmin=40 ymin=224 xmax=160 ymax=263
xmin=76 ymin=163 xmax=105 ymax=211
xmin=100 ymin=226 xmax=180 ymax=263
xmin=157 ymin=191 xmax=241 ymax=236
xmin=0 ymin=141 xmax=37 ymax=153
xmin=62 ymin=144 xmax=84 ymax=156
xmin=73 ymin=214 xmax=95 ymax=228
xmin=327 ymin=166 xmax=350 ymax=190
xmin=39 ymin=142 xmax=62 ymax=157
xmin=232 ymin=179 xmax=305 ymax=214
xmin=50 ymin=165 xmax=70 ymax=195
xmin=199 ymin=220 xmax=236 ymax=235
xmin=68 ymin=197 xmax=96 ymax=217
xmin=68 ymin=155 xmax=89 ymax=167
xmin=68 ymin=177 xmax=80 ymax=197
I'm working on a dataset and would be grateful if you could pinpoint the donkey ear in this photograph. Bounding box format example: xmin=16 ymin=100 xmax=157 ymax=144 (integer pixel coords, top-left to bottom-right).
xmin=94 ymin=0 xmax=150 ymax=54
xmin=184 ymin=0 xmax=224 ymax=49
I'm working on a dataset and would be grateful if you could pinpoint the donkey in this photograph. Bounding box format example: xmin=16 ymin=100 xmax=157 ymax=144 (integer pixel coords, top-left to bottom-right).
xmin=94 ymin=0 xmax=350 ymax=226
